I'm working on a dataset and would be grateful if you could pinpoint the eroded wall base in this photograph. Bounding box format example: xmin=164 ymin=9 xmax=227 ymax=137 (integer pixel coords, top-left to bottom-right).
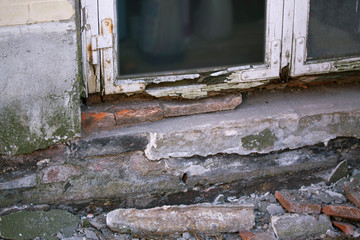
xmin=0 ymin=84 xmax=359 ymax=208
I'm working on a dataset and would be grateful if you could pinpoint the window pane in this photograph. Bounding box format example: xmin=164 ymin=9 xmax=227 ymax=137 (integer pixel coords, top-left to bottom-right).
xmin=117 ymin=0 xmax=265 ymax=75
xmin=307 ymin=0 xmax=360 ymax=61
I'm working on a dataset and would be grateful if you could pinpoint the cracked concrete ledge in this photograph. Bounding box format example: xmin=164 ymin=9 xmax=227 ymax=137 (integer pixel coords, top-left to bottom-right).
xmin=85 ymin=84 xmax=360 ymax=161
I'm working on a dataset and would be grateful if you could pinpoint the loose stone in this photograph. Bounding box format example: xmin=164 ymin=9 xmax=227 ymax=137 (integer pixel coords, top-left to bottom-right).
xmin=271 ymin=214 xmax=332 ymax=240
xmin=327 ymin=160 xmax=348 ymax=184
xmin=106 ymin=204 xmax=254 ymax=234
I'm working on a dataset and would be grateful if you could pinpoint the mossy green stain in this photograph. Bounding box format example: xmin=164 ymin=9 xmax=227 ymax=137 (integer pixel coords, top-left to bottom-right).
xmin=0 ymin=91 xmax=80 ymax=155
xmin=0 ymin=210 xmax=79 ymax=240
xmin=242 ymin=129 xmax=277 ymax=151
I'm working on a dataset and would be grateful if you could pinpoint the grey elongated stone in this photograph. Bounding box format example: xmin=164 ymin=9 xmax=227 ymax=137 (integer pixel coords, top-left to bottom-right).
xmin=271 ymin=214 xmax=332 ymax=240
xmin=0 ymin=173 xmax=36 ymax=190
xmin=107 ymin=204 xmax=254 ymax=234
xmin=327 ymin=160 xmax=348 ymax=184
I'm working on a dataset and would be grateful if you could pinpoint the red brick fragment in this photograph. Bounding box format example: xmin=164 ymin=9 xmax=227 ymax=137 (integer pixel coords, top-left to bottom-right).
xmin=162 ymin=93 xmax=242 ymax=117
xmin=344 ymin=178 xmax=360 ymax=208
xmin=81 ymin=111 xmax=115 ymax=132
xmin=239 ymin=231 xmax=276 ymax=240
xmin=275 ymin=190 xmax=322 ymax=214
xmin=332 ymin=221 xmax=354 ymax=235
xmin=322 ymin=205 xmax=360 ymax=221
xmin=114 ymin=102 xmax=163 ymax=127
xmin=239 ymin=230 xmax=256 ymax=240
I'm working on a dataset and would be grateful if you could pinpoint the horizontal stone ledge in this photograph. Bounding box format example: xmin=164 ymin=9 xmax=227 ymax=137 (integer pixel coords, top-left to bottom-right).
xmin=142 ymin=85 xmax=360 ymax=160
xmin=72 ymin=133 xmax=149 ymax=158
xmin=80 ymin=85 xmax=360 ymax=161
xmin=106 ymin=204 xmax=254 ymax=234
xmin=0 ymin=173 xmax=36 ymax=190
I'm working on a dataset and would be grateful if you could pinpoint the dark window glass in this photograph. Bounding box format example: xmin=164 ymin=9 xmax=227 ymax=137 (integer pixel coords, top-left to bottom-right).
xmin=117 ymin=0 xmax=265 ymax=75
xmin=307 ymin=0 xmax=360 ymax=61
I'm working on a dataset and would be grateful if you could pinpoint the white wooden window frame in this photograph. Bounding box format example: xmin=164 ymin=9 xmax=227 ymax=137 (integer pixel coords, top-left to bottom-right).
xmin=81 ymin=0 xmax=360 ymax=96
xmin=291 ymin=0 xmax=360 ymax=77
xmin=82 ymin=0 xmax=283 ymax=95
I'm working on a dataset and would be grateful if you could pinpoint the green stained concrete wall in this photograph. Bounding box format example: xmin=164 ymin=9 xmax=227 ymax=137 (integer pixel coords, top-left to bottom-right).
xmin=0 ymin=16 xmax=80 ymax=155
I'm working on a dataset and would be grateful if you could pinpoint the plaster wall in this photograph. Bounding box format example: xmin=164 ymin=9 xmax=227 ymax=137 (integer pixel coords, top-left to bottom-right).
xmin=0 ymin=0 xmax=80 ymax=155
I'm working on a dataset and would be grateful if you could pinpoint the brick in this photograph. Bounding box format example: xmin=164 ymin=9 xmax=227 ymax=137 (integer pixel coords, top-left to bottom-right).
xmin=42 ymin=164 xmax=80 ymax=183
xmin=332 ymin=221 xmax=354 ymax=235
xmin=322 ymin=205 xmax=360 ymax=221
xmin=81 ymin=111 xmax=116 ymax=133
xmin=0 ymin=4 xmax=29 ymax=27
xmin=275 ymin=190 xmax=322 ymax=214
xmin=162 ymin=93 xmax=242 ymax=117
xmin=344 ymin=178 xmax=360 ymax=208
xmin=271 ymin=214 xmax=332 ymax=240
xmin=239 ymin=231 xmax=276 ymax=240
xmin=114 ymin=102 xmax=163 ymax=126
xmin=107 ymin=204 xmax=254 ymax=234
xmin=29 ymin=0 xmax=74 ymax=23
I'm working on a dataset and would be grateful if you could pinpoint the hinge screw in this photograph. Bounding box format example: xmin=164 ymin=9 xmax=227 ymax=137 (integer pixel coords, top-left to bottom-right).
xmin=298 ymin=39 xmax=303 ymax=44
xmin=243 ymin=73 xmax=248 ymax=79
xmin=307 ymin=67 xmax=312 ymax=72
xmin=273 ymin=60 xmax=278 ymax=65
xmin=274 ymin=42 xmax=279 ymax=47
xmin=297 ymin=58 xmax=302 ymax=62
xmin=106 ymin=58 xmax=111 ymax=63
xmin=107 ymin=76 xmax=111 ymax=81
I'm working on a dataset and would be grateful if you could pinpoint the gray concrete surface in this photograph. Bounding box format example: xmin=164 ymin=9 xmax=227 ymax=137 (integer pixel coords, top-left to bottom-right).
xmin=0 ymin=20 xmax=80 ymax=155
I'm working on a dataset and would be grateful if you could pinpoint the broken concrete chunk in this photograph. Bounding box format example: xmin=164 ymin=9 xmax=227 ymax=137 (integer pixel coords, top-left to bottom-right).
xmin=266 ymin=204 xmax=285 ymax=216
xmin=271 ymin=214 xmax=332 ymax=240
xmin=106 ymin=204 xmax=254 ymax=234
xmin=327 ymin=160 xmax=348 ymax=184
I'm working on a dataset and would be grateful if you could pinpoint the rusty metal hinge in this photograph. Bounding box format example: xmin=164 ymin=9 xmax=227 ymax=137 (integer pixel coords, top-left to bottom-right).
xmin=90 ymin=32 xmax=113 ymax=65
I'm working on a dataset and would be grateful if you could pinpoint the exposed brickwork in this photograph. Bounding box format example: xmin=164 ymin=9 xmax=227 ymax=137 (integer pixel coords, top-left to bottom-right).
xmin=344 ymin=178 xmax=360 ymax=208
xmin=239 ymin=231 xmax=276 ymax=240
xmin=161 ymin=93 xmax=242 ymax=117
xmin=81 ymin=94 xmax=243 ymax=133
xmin=332 ymin=221 xmax=354 ymax=235
xmin=275 ymin=190 xmax=322 ymax=214
xmin=81 ymin=111 xmax=116 ymax=133
xmin=114 ymin=102 xmax=163 ymax=126
xmin=322 ymin=205 xmax=360 ymax=221
xmin=0 ymin=0 xmax=74 ymax=27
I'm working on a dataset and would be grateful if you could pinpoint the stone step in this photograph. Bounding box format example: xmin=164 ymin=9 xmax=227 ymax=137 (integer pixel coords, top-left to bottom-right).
xmin=81 ymin=84 xmax=360 ymax=161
